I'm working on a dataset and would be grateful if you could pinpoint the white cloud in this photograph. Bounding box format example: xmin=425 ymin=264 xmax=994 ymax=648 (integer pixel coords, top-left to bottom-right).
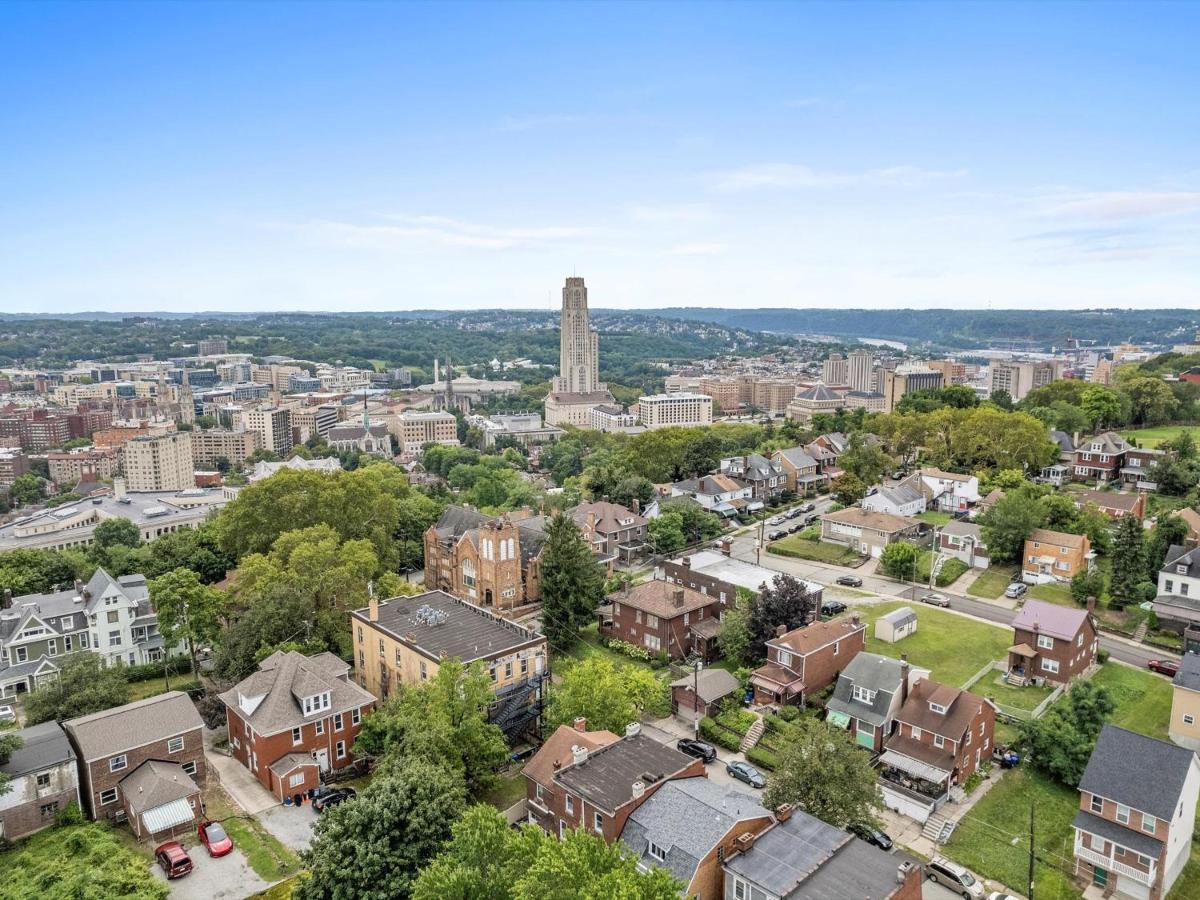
xmin=280 ymin=215 xmax=595 ymax=252
xmin=707 ymin=163 xmax=967 ymax=192
xmin=668 ymin=242 xmax=727 ymax=256
xmin=1041 ymin=191 xmax=1200 ymax=221
xmin=627 ymin=203 xmax=716 ymax=224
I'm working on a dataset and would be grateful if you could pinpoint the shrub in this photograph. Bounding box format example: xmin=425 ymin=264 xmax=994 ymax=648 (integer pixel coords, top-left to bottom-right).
xmin=715 ymin=706 xmax=757 ymax=735
xmin=699 ymin=717 xmax=742 ymax=753
xmin=56 ymin=800 xmax=85 ymax=826
xmin=934 ymin=558 xmax=969 ymax=587
xmin=746 ymin=746 xmax=779 ymax=771
xmin=776 ymin=705 xmax=801 ymax=723
xmin=120 ymin=655 xmax=192 ymax=683
xmin=602 ymin=638 xmax=653 ymax=662
xmin=1097 ymin=648 xmax=1110 ymax=665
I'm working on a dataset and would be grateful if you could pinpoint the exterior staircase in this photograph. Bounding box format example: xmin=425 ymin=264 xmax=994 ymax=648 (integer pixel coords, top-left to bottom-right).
xmin=740 ymin=715 xmax=765 ymax=752
xmin=930 ymin=553 xmax=950 ymax=582
xmin=1006 ymin=670 xmax=1028 ymax=687
xmin=922 ymin=813 xmax=955 ymax=844
xmin=1132 ymin=618 xmax=1150 ymax=642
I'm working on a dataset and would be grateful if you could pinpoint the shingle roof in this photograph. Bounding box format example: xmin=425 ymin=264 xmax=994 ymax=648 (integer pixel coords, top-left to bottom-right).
xmin=1072 ymin=810 xmax=1163 ymax=858
xmin=669 ymin=667 xmax=740 ymax=704
xmin=770 ymin=618 xmax=865 ymax=657
xmin=1173 ymin=653 xmax=1200 ymax=693
xmin=0 ymin=721 xmax=74 ymax=778
xmin=553 ymin=732 xmax=696 ymax=814
xmin=893 ymin=677 xmax=985 ymax=740
xmin=1162 ymin=545 xmax=1200 ymax=578
xmin=1075 ymin=490 xmax=1142 ymax=513
xmin=1011 ymin=599 xmax=1091 ymax=642
xmin=1079 ymin=725 xmax=1198 ymax=821
xmin=940 ymin=520 xmax=983 ymax=540
xmin=65 ymin=691 xmax=203 ymax=762
xmin=524 ymin=723 xmax=620 ymax=787
xmin=269 ymin=752 xmax=320 ymax=777
xmin=826 ymin=653 xmax=905 ymax=727
xmin=120 ymin=759 xmax=199 ymax=815
xmin=568 ymin=500 xmax=647 ymax=534
xmin=1027 ymin=527 xmax=1086 ymax=550
xmin=775 ymin=447 xmax=818 ymax=469
xmin=608 ymin=580 xmax=713 ymax=618
xmin=820 ymin=506 xmax=919 ymax=533
xmin=790 ymin=835 xmax=920 ymax=899
xmin=1079 ymin=431 xmax=1133 ymax=454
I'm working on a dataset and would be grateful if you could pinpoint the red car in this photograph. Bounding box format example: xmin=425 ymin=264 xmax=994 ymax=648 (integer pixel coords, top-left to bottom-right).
xmin=1148 ymin=659 xmax=1180 ymax=677
xmin=154 ymin=841 xmax=193 ymax=879
xmin=198 ymin=820 xmax=234 ymax=857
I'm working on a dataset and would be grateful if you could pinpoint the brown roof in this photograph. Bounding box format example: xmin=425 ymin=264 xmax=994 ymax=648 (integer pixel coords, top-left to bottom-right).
xmin=769 ymin=618 xmax=865 ymax=657
xmin=1027 ymin=528 xmax=1086 ymax=550
xmin=883 ymin=734 xmax=955 ymax=774
xmin=553 ymin=732 xmax=697 ymax=814
xmin=819 ymin=506 xmax=919 ymax=534
xmin=751 ymin=661 xmax=805 ymax=693
xmin=569 ymin=500 xmax=647 ymax=534
xmin=121 ymin=760 xmax=200 ymax=815
xmin=1179 ymin=507 xmax=1200 ymax=537
xmin=608 ymin=580 xmax=713 ymax=618
xmin=1074 ymin=490 xmax=1141 ymax=513
xmin=894 ymin=677 xmax=986 ymax=740
xmin=524 ymin=724 xmax=619 ymax=787
xmin=64 ymin=692 xmax=203 ymax=762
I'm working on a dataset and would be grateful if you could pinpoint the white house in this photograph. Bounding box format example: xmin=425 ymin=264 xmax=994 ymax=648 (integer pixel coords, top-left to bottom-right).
xmin=1154 ymin=545 xmax=1200 ymax=634
xmin=861 ymin=478 xmax=927 ymax=518
xmin=669 ymin=474 xmax=758 ymax=518
xmin=918 ymin=468 xmax=980 ymax=513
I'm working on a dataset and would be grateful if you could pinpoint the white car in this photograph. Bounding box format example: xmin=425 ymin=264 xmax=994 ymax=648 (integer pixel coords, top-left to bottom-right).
xmin=926 ymin=856 xmax=985 ymax=898
xmin=0 ymin=705 xmax=16 ymax=724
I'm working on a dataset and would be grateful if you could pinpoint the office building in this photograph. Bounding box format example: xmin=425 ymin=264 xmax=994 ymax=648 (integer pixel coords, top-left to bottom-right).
xmin=242 ymin=406 xmax=293 ymax=457
xmin=847 ymin=349 xmax=875 ymax=393
xmin=988 ymin=360 xmax=1063 ymax=402
xmin=544 ymin=276 xmax=615 ymax=428
xmin=635 ymin=393 xmax=713 ymax=430
xmin=197 ymin=339 xmax=228 ymax=357
xmin=822 ymin=353 xmax=848 ymax=386
xmin=880 ymin=366 xmax=943 ymax=413
xmin=123 ymin=432 xmax=195 ymax=492
xmin=394 ymin=410 xmax=459 ymax=454
xmin=190 ymin=428 xmax=262 ymax=469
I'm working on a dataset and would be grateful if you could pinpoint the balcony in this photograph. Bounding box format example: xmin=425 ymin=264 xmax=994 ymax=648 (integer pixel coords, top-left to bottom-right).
xmin=1074 ymin=839 xmax=1156 ymax=887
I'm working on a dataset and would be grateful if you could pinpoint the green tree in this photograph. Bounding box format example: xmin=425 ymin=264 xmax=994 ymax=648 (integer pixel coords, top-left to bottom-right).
xmin=297 ymin=758 xmax=467 ymax=900
xmin=93 ymin=517 xmax=142 ymax=550
xmin=879 ymin=541 xmax=921 ymax=581
xmin=838 ymin=434 xmax=893 ymax=486
xmin=1070 ymin=570 xmax=1106 ymax=606
xmin=989 ymin=389 xmax=1014 ymax=411
xmin=1148 ymin=455 xmax=1200 ymax=496
xmin=0 ymin=548 xmax=82 ymax=596
xmin=538 ymin=513 xmax=606 ymax=649
xmin=1019 ymin=680 xmax=1115 ymax=786
xmin=1147 ymin=514 xmax=1190 ymax=571
xmin=746 ymin=574 xmax=819 ymax=661
xmin=1109 ymin=515 xmax=1147 ymax=608
xmin=763 ymin=717 xmax=882 ymax=827
xmin=10 ymin=473 xmax=47 ymax=506
xmin=1039 ymin=493 xmax=1080 ymax=532
xmin=831 ymin=472 xmax=866 ymax=506
xmin=1080 ymin=385 xmax=1124 ymax=431
xmin=149 ymin=567 xmax=226 ymax=679
xmin=2 ymin=822 xmax=169 ymax=900
xmin=716 ymin=596 xmax=752 ymax=666
xmin=545 ymin=656 xmax=667 ymax=735
xmin=25 ymin=652 xmax=129 ymax=725
xmin=647 ymin=511 xmax=686 ymax=555
xmin=1076 ymin=503 xmax=1113 ymax=555
xmin=980 ymin=488 xmax=1046 ymax=564
xmin=1125 ymin=377 xmax=1179 ymax=426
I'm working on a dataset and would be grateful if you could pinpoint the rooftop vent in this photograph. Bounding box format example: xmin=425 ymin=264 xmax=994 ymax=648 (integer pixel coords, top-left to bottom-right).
xmin=414 ymin=605 xmax=449 ymax=627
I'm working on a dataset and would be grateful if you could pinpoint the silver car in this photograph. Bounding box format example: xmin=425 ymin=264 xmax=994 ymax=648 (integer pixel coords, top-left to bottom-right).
xmin=0 ymin=705 xmax=15 ymax=724
xmin=926 ymin=857 xmax=985 ymax=898
xmin=920 ymin=592 xmax=950 ymax=608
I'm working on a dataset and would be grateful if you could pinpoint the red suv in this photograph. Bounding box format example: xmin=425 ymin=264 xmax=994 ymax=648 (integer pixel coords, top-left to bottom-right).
xmin=154 ymin=841 xmax=193 ymax=879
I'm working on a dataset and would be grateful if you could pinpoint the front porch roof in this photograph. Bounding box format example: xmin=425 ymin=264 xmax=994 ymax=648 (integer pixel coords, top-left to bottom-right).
xmin=750 ymin=662 xmax=805 ymax=695
xmin=879 ymin=750 xmax=951 ymax=784
xmin=1008 ymin=643 xmax=1037 ymax=658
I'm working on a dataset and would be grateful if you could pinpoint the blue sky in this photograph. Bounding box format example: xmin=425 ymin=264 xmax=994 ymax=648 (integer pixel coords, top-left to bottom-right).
xmin=2 ymin=1 xmax=1198 ymax=313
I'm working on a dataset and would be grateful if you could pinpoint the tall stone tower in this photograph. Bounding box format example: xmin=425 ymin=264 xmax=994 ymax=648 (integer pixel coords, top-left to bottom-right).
xmin=552 ymin=277 xmax=600 ymax=395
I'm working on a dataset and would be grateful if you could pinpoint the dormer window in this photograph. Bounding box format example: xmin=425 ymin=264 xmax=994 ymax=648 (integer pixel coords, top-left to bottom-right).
xmin=852 ymin=685 xmax=877 ymax=704
xmin=302 ymin=692 xmax=331 ymax=716
xmin=1091 ymin=443 xmax=1102 ymax=452
xmin=929 ymin=702 xmax=946 ymax=715
xmin=1178 ymin=565 xmax=1188 ymax=575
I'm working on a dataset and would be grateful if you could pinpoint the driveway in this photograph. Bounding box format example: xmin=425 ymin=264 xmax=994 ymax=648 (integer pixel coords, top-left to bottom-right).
xmin=641 ymin=717 xmax=766 ymax=794
xmin=152 ymin=847 xmax=270 ymax=900
xmin=256 ymin=802 xmax=318 ymax=853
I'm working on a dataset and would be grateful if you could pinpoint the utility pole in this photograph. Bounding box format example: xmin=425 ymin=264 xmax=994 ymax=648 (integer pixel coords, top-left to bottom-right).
xmin=693 ymin=658 xmax=702 ymax=737
xmin=1028 ymin=802 xmax=1036 ymax=900
xmin=756 ymin=517 xmax=764 ymax=566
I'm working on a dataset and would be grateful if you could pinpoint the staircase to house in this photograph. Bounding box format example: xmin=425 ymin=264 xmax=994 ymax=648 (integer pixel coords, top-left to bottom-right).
xmin=740 ymin=715 xmax=765 ymax=752
xmin=930 ymin=553 xmax=950 ymax=582
xmin=1006 ymin=670 xmax=1028 ymax=687
xmin=922 ymin=813 xmax=956 ymax=844
xmin=1132 ymin=618 xmax=1150 ymax=642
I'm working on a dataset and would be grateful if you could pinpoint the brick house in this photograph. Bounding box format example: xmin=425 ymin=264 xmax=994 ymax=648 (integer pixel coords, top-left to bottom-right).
xmin=0 ymin=721 xmax=79 ymax=841
xmin=1006 ymin=599 xmax=1098 ymax=686
xmin=525 ymin=722 xmax=703 ymax=843
xmin=660 ymin=551 xmax=822 ymax=611
xmin=750 ymin=617 xmax=867 ymax=707
xmin=720 ymin=454 xmax=786 ymax=502
xmin=598 ymin=580 xmax=723 ymax=661
xmin=423 ymin=505 xmax=547 ymax=611
xmin=1022 ymin=528 xmax=1095 ymax=584
xmin=1121 ymin=447 xmax=1166 ymax=491
xmin=879 ymin=678 xmax=995 ymax=823
xmin=524 ymin=718 xmax=619 ymax=834
xmin=819 ymin=507 xmax=921 ymax=559
xmin=825 ymin=653 xmax=928 ymax=752
xmin=220 ymin=650 xmax=375 ymax=802
xmin=63 ymin=691 xmax=206 ymax=839
xmin=1074 ymin=489 xmax=1147 ymax=521
xmin=1073 ymin=725 xmax=1200 ymax=899
xmin=568 ymin=500 xmax=648 ymax=562
xmin=1073 ymin=431 xmax=1132 ymax=483
xmin=770 ymin=446 xmax=827 ymax=495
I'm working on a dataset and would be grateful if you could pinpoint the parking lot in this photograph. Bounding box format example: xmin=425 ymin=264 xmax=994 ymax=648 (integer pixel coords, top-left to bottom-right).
xmin=151 ymin=846 xmax=270 ymax=900
xmin=256 ymin=801 xmax=318 ymax=853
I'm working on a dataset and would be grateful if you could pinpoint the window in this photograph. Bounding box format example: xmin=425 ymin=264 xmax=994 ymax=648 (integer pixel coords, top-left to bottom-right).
xmin=100 ymin=788 xmax=118 ymax=806
xmin=1041 ymin=659 xmax=1060 ymax=674
xmin=335 ymin=740 xmax=346 ymax=759
xmin=1183 ymin=583 xmax=1191 ymax=597
xmin=302 ymin=692 xmax=331 ymax=715
xmin=490 ymin=666 xmax=498 ymax=682
xmin=352 ymin=708 xmax=361 ymax=726
xmin=911 ymin=727 xmax=922 ymax=740
xmin=291 ymin=727 xmax=303 ymax=745
xmin=1116 ymin=804 xmax=1130 ymax=825
xmin=535 ymin=783 xmax=544 ymax=800
xmin=832 ymin=640 xmax=839 ymax=656
xmin=36 ymin=771 xmax=51 ymax=788
xmin=1142 ymin=814 xmax=1157 ymax=834
xmin=1184 ymin=714 xmax=1196 ymax=726
xmin=13 ymin=646 xmax=26 ymax=663
xmin=1166 ymin=580 xmax=1175 ymax=593
xmin=683 ymin=612 xmax=689 ymax=626
xmin=167 ymin=736 xmax=184 ymax=754
xmin=646 ymin=614 xmax=659 ymax=629
xmin=378 ymin=638 xmax=384 ymax=658
xmin=520 ymin=657 xmax=528 ymax=675
xmin=643 ymin=634 xmax=661 ymax=652
xmin=462 ymin=559 xmax=476 ymax=588
xmin=62 ymin=615 xmax=72 ymax=629
xmin=635 ymin=610 xmax=642 ymax=624
xmin=334 ymin=713 xmax=344 ymax=730
xmin=1138 ymin=854 xmax=1152 ymax=867
xmin=852 ymin=685 xmax=877 ymax=704
xmin=107 ymin=610 xmax=119 ymax=624
xmin=647 ymin=840 xmax=667 ymax=862
xmin=315 ymin=720 xmax=325 ymax=736
xmin=420 ymin=660 xmax=428 ymax=681
xmin=108 ymin=632 xmax=120 ymax=647
xmin=357 ymin=626 xmax=363 ymax=643
xmin=109 ymin=754 xmax=127 ymax=773
xmin=1077 ymin=634 xmax=1083 ymax=647
xmin=1090 ymin=795 xmax=1103 ymax=814
xmin=182 ymin=761 xmax=198 ymax=776
xmin=565 ymin=795 xmax=574 ymax=814
xmin=47 ymin=639 xmax=57 ymax=657
xmin=505 ymin=661 xmax=513 ymax=679
xmin=929 ymin=702 xmax=946 ymax=715
xmin=777 ymin=650 xmax=792 ymax=668
xmin=358 ymin=650 xmax=365 ymax=668
xmin=289 ymin=772 xmax=306 ymax=788
xmin=39 ymin=801 xmax=59 ymax=817
xmin=733 ymin=876 xmax=748 ymax=900
xmin=933 ymin=734 xmax=945 ymax=748
xmin=593 ymin=812 xmax=603 ymax=833
xmin=1036 ymin=634 xmax=1053 ymax=650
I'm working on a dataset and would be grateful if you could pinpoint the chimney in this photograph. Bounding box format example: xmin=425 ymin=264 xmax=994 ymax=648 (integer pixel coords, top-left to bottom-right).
xmin=775 ymin=803 xmax=794 ymax=822
xmin=631 ymin=780 xmax=645 ymax=800
xmin=571 ymin=745 xmax=588 ymax=766
xmin=573 ymin=716 xmax=588 ymax=732
xmin=851 ymin=613 xmax=860 ymax=626
xmin=682 ymin=557 xmax=691 ymax=570
xmin=673 ymin=588 xmax=685 ymax=608
xmin=900 ymin=654 xmax=910 ymax=704
xmin=632 ymin=499 xmax=640 ymax=514
xmin=625 ymin=722 xmax=642 ymax=739
xmin=2 ymin=588 xmax=10 ymax=610
xmin=1086 ymin=595 xmax=1096 ymax=615
xmin=74 ymin=579 xmax=83 ymax=595
xmin=623 ymin=581 xmax=631 ymax=597
xmin=775 ymin=624 xmax=787 ymax=638
xmin=587 ymin=511 xmax=596 ymax=534
xmin=368 ymin=594 xmax=379 ymax=623
xmin=734 ymin=832 xmax=756 ymax=854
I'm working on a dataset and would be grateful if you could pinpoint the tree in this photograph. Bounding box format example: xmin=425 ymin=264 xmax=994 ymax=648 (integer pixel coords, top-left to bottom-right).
xmin=1125 ymin=377 xmax=1179 ymax=426
xmin=1080 ymin=385 xmax=1124 ymax=431
xmin=538 ymin=513 xmax=606 ymax=649
xmin=0 ymin=548 xmax=82 ymax=596
xmin=413 ymin=805 xmax=684 ymax=900
xmin=1039 ymin=493 xmax=1080 ymax=533
xmin=989 ymin=389 xmax=1014 ymax=411
xmin=0 ymin=730 xmax=22 ymax=797
xmin=93 ymin=517 xmax=142 ymax=550
xmin=1147 ymin=514 xmax=1190 ymax=571
xmin=831 ymin=472 xmax=866 ymax=506
xmin=150 ymin=567 xmax=226 ymax=679
xmin=980 ymin=488 xmax=1046 ymax=564
xmin=838 ymin=434 xmax=893 ymax=486
xmin=647 ymin=511 xmax=686 ymax=555
xmin=879 ymin=541 xmax=921 ymax=581
xmin=25 ymin=652 xmax=129 ymax=725
xmin=746 ymin=574 xmax=819 ymax=661
xmin=717 ymin=597 xmax=752 ymax=667
xmin=763 ymin=717 xmax=882 ymax=827
xmin=10 ymin=473 xmax=47 ymax=506
xmin=1019 ymin=680 xmax=1115 ymax=786
xmin=1069 ymin=570 xmax=1106 ymax=606
xmin=296 ymin=758 xmax=467 ymax=900
xmin=544 ymin=657 xmax=667 ymax=735
xmin=1148 ymin=455 xmax=1200 ymax=496
xmin=354 ymin=659 xmax=509 ymax=798
xmin=1109 ymin=515 xmax=1147 ymax=608
xmin=1076 ymin=503 xmax=1113 ymax=556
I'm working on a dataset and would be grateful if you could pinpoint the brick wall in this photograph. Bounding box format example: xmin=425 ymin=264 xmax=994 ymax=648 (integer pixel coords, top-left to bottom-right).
xmin=226 ymin=704 xmax=369 ymax=794
xmin=81 ymin=728 xmax=206 ymax=822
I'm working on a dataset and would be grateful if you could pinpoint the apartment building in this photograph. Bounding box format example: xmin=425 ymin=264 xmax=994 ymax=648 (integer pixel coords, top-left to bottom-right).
xmin=880 ymin=366 xmax=943 ymax=413
xmin=46 ymin=447 xmax=120 ymax=485
xmin=698 ymin=378 xmax=741 ymax=413
xmin=123 ymin=431 xmax=195 ymax=492
xmin=821 ymin=353 xmax=848 ymax=386
xmin=251 ymin=363 xmax=303 ymax=391
xmin=847 ymin=349 xmax=875 ymax=392
xmin=190 ymin=427 xmax=262 ymax=469
xmin=242 ymin=406 xmax=293 ymax=457
xmin=0 ymin=449 xmax=30 ymax=487
xmin=988 ymin=360 xmax=1063 ymax=402
xmin=636 ymin=393 xmax=713 ymax=429
xmin=394 ymin=410 xmax=459 ymax=454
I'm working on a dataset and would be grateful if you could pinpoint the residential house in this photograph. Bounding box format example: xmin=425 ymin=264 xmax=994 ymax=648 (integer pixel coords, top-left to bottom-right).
xmin=350 ymin=590 xmax=547 ymax=742
xmin=670 ymin=474 xmax=757 ymax=520
xmin=660 ymin=550 xmax=823 ymax=610
xmin=523 ymin=719 xmax=619 ymax=834
xmin=63 ymin=692 xmax=206 ymax=839
xmin=1050 ymin=430 xmax=1076 ymax=464
xmin=1074 ymin=489 xmax=1146 ymax=521
xmin=0 ymin=721 xmax=79 ymax=841
xmin=1121 ymin=447 xmax=1166 ymax=491
xmin=220 ymin=650 xmax=375 ymax=802
xmin=525 ymin=722 xmax=704 ymax=842
xmin=879 ymin=678 xmax=995 ymax=823
xmin=1155 ymin=545 xmax=1200 ymax=634
xmin=598 ymin=580 xmax=723 ymax=661
xmin=423 ymin=505 xmax=549 ymax=610
xmin=722 ymin=803 xmax=924 ymax=900
xmin=1073 ymin=431 xmax=1133 ymax=483
xmin=1175 ymin=508 xmax=1200 ymax=546
xmin=1073 ymin=725 xmax=1200 ymax=899
xmin=671 ymin=666 xmax=741 ymax=720
xmin=750 ymin=617 xmax=867 ymax=707
xmin=1006 ymin=599 xmax=1098 ymax=686
xmin=568 ymin=500 xmax=648 ymax=562
xmin=916 ymin=468 xmax=980 ymax=513
xmin=875 ymin=607 xmax=918 ymax=643
xmin=622 ymin=777 xmax=775 ymax=900
xmin=1169 ymin=653 xmax=1200 ymax=751
xmin=1022 ymin=528 xmax=1094 ymax=584
xmin=770 ymin=447 xmax=827 ymax=496
xmin=825 ymin=653 xmax=928 ymax=752
xmin=861 ymin=478 xmax=926 ymax=518
xmin=974 ymin=488 xmax=1006 ymax=518
xmin=819 ymin=507 xmax=921 ymax=559
xmin=719 ymin=454 xmax=785 ymax=503
xmin=938 ymin=520 xmax=990 ymax=569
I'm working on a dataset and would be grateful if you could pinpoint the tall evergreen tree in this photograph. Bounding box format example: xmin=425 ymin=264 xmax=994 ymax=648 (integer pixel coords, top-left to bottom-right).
xmin=538 ymin=513 xmax=606 ymax=648
xmin=746 ymin=574 xmax=819 ymax=662
xmin=1109 ymin=515 xmax=1147 ymax=608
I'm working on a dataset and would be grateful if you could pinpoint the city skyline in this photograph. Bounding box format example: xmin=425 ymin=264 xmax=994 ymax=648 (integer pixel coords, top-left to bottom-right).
xmin=3 ymin=1 xmax=1198 ymax=314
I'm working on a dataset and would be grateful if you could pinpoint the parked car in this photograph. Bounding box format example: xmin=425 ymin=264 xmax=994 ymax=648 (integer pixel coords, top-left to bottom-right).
xmin=891 ymin=470 xmax=907 ymax=480
xmin=726 ymin=761 xmax=766 ymax=789
xmin=987 ymin=893 xmax=1018 ymax=900
xmin=787 ymin=523 xmax=803 ymax=534
xmin=821 ymin=600 xmax=848 ymax=617
xmin=0 ymin=705 xmax=15 ymax=724
xmin=197 ymin=820 xmax=233 ymax=858
xmin=786 ymin=508 xmax=803 ymax=520
xmin=313 ymin=787 xmax=357 ymax=813
xmin=799 ymin=502 xmax=816 ymax=513
xmin=768 ymin=530 xmax=786 ymax=541
xmin=926 ymin=856 xmax=985 ymax=898
xmin=920 ymin=592 xmax=950 ymax=608
xmin=849 ymin=823 xmax=893 ymax=851
xmin=865 ymin=486 xmax=878 ymax=496
xmin=1004 ymin=582 xmax=1028 ymax=599
xmin=676 ymin=738 xmax=717 ymax=763
xmin=154 ymin=842 xmax=194 ymax=880
xmin=804 ymin=513 xmax=820 ymax=526
xmin=768 ymin=515 xmax=786 ymax=526
xmin=1149 ymin=659 xmax=1180 ymax=677
xmin=836 ymin=575 xmax=863 ymax=588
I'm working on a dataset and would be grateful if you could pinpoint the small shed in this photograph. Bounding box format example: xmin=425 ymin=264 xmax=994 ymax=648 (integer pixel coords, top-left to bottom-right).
xmin=670 ymin=667 xmax=740 ymax=719
xmin=875 ymin=607 xmax=918 ymax=644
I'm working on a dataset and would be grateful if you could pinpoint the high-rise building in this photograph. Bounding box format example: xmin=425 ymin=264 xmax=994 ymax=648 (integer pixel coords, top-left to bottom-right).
xmin=988 ymin=361 xmax=1063 ymax=401
xmin=197 ymin=339 xmax=228 ymax=357
xmin=847 ymin=350 xmax=875 ymax=393
xmin=123 ymin=431 xmax=196 ymax=492
xmin=242 ymin=406 xmax=293 ymax=457
xmin=822 ymin=353 xmax=848 ymax=386
xmin=880 ymin=366 xmax=943 ymax=413
xmin=544 ymin=276 xmax=616 ymax=428
xmin=190 ymin=428 xmax=263 ymax=469
xmin=635 ymin=393 xmax=713 ymax=430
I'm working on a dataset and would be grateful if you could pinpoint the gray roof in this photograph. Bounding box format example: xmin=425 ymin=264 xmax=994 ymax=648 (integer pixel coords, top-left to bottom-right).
xmin=873 ymin=480 xmax=924 ymax=508
xmin=1078 ymin=725 xmax=1198 ymax=821
xmin=940 ymin=520 xmax=983 ymax=540
xmin=1079 ymin=431 xmax=1133 ymax=455
xmin=669 ymin=667 xmax=740 ymax=704
xmin=1163 ymin=545 xmax=1200 ymax=579
xmin=269 ymin=752 xmax=319 ymax=777
xmin=554 ymin=733 xmax=696 ymax=815
xmin=2 ymin=567 xmax=151 ymax=644
xmin=219 ymin=650 xmax=373 ymax=736
xmin=826 ymin=653 xmax=904 ymax=727
xmin=0 ymin=720 xmax=75 ymax=778
xmin=880 ymin=607 xmax=917 ymax=627
xmin=622 ymin=777 xmax=769 ymax=887
xmin=789 ymin=836 xmax=918 ymax=899
xmin=120 ymin=760 xmax=199 ymax=816
xmin=351 ymin=590 xmax=543 ymax=664
xmin=723 ymin=810 xmax=848 ymax=897
xmin=1072 ymin=810 xmax=1163 ymax=858
xmin=1173 ymin=653 xmax=1200 ymax=693
xmin=795 ymin=384 xmax=840 ymax=403
xmin=0 ymin=655 xmax=58 ymax=686
xmin=775 ymin=447 xmax=818 ymax=470
xmin=1050 ymin=430 xmax=1075 ymax=452
xmin=432 ymin=505 xmax=548 ymax=566
xmin=65 ymin=691 xmax=203 ymax=762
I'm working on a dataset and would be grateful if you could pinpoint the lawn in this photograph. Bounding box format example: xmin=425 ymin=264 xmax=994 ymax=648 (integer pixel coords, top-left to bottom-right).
xmin=976 ymin=673 xmax=1056 ymax=715
xmin=768 ymin=534 xmax=860 ymax=565
xmin=915 ymin=549 xmax=969 ymax=588
xmin=967 ymin=566 xmax=1018 ymax=600
xmin=916 ymin=510 xmax=953 ymax=526
xmin=482 ymin=770 xmax=528 ymax=810
xmin=1092 ymin=662 xmax=1173 ymax=741
xmin=554 ymin=623 xmax=662 ymax=674
xmin=127 ymin=675 xmax=201 ymax=701
xmin=854 ymin=601 xmax=1012 ymax=688
xmin=1027 ymin=582 xmax=1075 ymax=607
xmin=1121 ymin=425 xmax=1200 ymax=449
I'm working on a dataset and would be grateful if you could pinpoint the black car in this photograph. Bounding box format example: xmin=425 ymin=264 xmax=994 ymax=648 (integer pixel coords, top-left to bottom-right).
xmin=787 ymin=523 xmax=803 ymax=534
xmin=726 ymin=761 xmax=766 ymax=789
xmin=676 ymin=738 xmax=717 ymax=763
xmin=849 ymin=823 xmax=894 ymax=851
xmin=313 ymin=787 xmax=357 ymax=813
xmin=835 ymin=575 xmax=863 ymax=587
xmin=768 ymin=530 xmax=786 ymax=541
xmin=821 ymin=600 xmax=847 ymax=617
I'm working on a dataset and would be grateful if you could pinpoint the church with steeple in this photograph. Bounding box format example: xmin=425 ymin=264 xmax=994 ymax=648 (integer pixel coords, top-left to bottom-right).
xmin=327 ymin=395 xmax=393 ymax=457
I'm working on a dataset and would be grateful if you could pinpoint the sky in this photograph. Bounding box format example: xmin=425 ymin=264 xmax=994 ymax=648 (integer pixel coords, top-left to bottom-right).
xmin=2 ymin=1 xmax=1198 ymax=314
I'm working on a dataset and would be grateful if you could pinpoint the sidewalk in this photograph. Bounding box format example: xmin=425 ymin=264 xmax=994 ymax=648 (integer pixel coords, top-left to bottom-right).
xmin=204 ymin=728 xmax=277 ymax=815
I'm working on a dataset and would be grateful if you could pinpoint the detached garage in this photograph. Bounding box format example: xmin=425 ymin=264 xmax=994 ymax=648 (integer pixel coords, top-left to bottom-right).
xmin=670 ymin=667 xmax=740 ymax=719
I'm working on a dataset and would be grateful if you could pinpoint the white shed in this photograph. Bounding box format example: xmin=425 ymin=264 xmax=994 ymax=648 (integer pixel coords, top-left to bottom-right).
xmin=875 ymin=607 xmax=918 ymax=644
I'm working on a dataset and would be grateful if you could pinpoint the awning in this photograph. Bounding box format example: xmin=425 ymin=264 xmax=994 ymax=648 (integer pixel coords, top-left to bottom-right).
xmin=141 ymin=798 xmax=195 ymax=835
xmin=1008 ymin=643 xmax=1037 ymax=658
xmin=879 ymin=750 xmax=951 ymax=784
xmin=826 ymin=710 xmax=851 ymax=729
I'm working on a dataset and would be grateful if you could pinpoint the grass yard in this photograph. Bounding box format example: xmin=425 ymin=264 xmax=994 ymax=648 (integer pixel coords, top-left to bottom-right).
xmin=1121 ymin=425 xmax=1200 ymax=449
xmin=1027 ymin=582 xmax=1075 ymax=607
xmin=554 ymin=623 xmax=660 ymax=674
xmin=127 ymin=675 xmax=200 ymax=701
xmin=768 ymin=534 xmax=860 ymax=565
xmin=482 ymin=770 xmax=528 ymax=810
xmin=854 ymin=601 xmax=1011 ymax=688
xmin=967 ymin=566 xmax=1018 ymax=600
xmin=1092 ymin=662 xmax=1173 ymax=741
xmin=915 ymin=549 xmax=969 ymax=588
xmin=977 ymin=673 xmax=1056 ymax=714
xmin=916 ymin=510 xmax=953 ymax=526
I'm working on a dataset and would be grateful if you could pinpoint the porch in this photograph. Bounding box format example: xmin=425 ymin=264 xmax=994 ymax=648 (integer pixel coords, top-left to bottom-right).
xmin=1006 ymin=642 xmax=1038 ymax=686
xmin=749 ymin=662 xmax=805 ymax=706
